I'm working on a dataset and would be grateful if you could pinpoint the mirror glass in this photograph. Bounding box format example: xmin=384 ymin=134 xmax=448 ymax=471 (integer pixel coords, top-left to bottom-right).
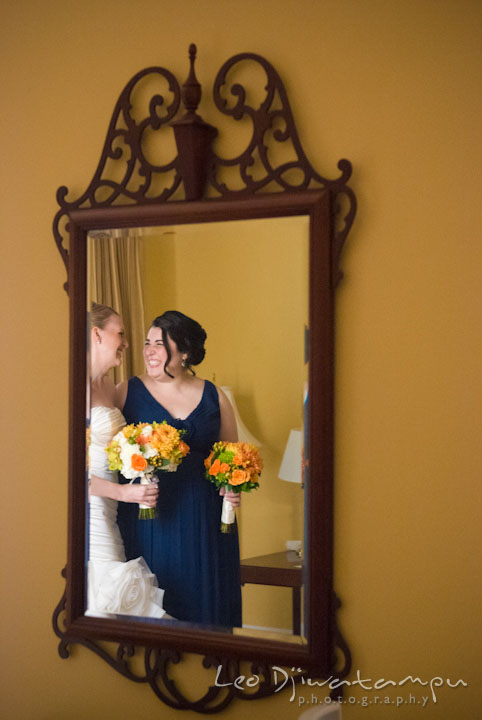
xmin=85 ymin=215 xmax=309 ymax=644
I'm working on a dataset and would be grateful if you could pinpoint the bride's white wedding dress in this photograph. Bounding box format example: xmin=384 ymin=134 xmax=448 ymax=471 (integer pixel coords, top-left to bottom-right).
xmin=86 ymin=406 xmax=166 ymax=618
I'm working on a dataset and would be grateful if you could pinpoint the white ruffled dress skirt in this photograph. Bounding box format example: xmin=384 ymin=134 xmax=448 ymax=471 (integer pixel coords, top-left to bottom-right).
xmin=86 ymin=406 xmax=166 ymax=619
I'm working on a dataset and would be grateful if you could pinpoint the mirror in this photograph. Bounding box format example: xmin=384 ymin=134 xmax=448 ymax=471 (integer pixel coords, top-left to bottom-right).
xmin=86 ymin=214 xmax=309 ymax=641
xmin=53 ymin=46 xmax=356 ymax=710
xmin=66 ymin=190 xmax=333 ymax=665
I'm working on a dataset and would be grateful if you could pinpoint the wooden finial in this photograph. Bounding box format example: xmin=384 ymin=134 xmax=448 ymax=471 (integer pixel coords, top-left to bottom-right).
xmin=171 ymin=44 xmax=218 ymax=200
xmin=182 ymin=43 xmax=202 ymax=114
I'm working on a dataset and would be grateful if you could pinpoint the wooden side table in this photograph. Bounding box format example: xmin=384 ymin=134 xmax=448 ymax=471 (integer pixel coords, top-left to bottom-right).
xmin=240 ymin=550 xmax=303 ymax=635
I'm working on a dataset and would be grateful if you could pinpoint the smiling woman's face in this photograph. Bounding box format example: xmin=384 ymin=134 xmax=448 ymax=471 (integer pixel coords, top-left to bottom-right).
xmin=143 ymin=326 xmax=184 ymax=378
xmin=98 ymin=314 xmax=128 ymax=368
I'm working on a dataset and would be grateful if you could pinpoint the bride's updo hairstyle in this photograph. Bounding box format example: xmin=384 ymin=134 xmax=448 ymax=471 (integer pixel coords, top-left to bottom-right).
xmin=90 ymin=302 xmax=119 ymax=329
xmin=151 ymin=310 xmax=207 ymax=377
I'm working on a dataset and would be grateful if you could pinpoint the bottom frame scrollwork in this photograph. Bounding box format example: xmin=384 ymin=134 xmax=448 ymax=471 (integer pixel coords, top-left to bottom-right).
xmin=52 ymin=570 xmax=351 ymax=713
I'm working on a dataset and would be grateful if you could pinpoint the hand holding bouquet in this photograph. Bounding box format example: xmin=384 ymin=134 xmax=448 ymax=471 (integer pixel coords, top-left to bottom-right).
xmin=204 ymin=441 xmax=262 ymax=533
xmin=105 ymin=421 xmax=190 ymax=519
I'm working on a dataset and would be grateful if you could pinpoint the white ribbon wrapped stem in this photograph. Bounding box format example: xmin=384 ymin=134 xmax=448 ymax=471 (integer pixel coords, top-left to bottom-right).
xmin=136 ymin=473 xmax=157 ymax=511
xmin=221 ymin=495 xmax=236 ymax=533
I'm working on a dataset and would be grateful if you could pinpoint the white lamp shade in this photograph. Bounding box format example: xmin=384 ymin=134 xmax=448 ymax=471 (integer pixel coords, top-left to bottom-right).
xmin=278 ymin=429 xmax=303 ymax=483
xmin=221 ymin=386 xmax=261 ymax=446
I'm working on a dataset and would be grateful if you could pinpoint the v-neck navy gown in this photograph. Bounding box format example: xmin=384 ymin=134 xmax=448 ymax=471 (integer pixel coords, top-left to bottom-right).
xmin=117 ymin=377 xmax=242 ymax=628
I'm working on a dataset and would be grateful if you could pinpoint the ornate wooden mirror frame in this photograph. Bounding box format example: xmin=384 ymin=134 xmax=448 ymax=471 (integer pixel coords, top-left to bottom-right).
xmin=52 ymin=45 xmax=356 ymax=712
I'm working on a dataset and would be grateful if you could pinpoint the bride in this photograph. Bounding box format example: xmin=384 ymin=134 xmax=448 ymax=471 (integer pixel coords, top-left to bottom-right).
xmin=86 ymin=302 xmax=166 ymax=618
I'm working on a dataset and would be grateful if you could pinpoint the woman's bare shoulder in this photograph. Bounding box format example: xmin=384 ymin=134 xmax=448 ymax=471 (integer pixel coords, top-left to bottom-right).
xmin=215 ymin=385 xmax=238 ymax=441
xmin=215 ymin=385 xmax=231 ymax=405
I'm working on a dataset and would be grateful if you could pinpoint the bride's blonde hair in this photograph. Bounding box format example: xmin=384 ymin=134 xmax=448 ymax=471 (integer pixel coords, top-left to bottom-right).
xmin=90 ymin=302 xmax=119 ymax=329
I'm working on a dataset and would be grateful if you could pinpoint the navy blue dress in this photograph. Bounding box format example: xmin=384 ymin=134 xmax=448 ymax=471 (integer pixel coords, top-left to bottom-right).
xmin=117 ymin=377 xmax=242 ymax=628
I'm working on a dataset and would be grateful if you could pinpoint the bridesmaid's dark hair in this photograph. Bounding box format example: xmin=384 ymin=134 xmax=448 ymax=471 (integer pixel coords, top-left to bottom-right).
xmin=151 ymin=310 xmax=207 ymax=377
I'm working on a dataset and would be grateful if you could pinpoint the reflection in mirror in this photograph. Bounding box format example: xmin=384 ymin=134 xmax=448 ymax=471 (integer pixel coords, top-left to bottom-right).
xmin=86 ymin=216 xmax=309 ymax=642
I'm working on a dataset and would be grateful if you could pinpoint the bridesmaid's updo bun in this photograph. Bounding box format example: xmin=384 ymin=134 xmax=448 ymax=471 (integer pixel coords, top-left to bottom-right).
xmin=90 ymin=302 xmax=118 ymax=329
xmin=151 ymin=310 xmax=207 ymax=376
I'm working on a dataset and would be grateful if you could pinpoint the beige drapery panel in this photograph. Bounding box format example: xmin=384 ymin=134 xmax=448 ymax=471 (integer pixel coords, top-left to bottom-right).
xmin=88 ymin=231 xmax=145 ymax=383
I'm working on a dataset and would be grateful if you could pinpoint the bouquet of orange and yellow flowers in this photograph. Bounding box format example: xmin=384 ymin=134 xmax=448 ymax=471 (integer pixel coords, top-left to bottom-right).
xmin=106 ymin=421 xmax=190 ymax=519
xmin=204 ymin=441 xmax=262 ymax=533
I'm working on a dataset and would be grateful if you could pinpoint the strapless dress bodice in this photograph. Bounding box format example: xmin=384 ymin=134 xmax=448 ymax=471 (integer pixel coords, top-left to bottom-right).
xmin=90 ymin=406 xmax=125 ymax=446
xmin=90 ymin=406 xmax=125 ymax=483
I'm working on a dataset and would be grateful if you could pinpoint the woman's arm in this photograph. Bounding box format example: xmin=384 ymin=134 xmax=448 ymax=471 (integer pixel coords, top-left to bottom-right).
xmin=217 ymin=387 xmax=238 ymax=442
xmin=216 ymin=387 xmax=241 ymax=507
xmin=89 ymin=475 xmax=158 ymax=507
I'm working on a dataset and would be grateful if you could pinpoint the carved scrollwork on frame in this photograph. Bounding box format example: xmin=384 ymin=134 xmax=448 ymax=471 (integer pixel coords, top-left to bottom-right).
xmin=53 ymin=568 xmax=352 ymax=713
xmin=210 ymin=53 xmax=356 ymax=283
xmin=54 ymin=45 xmax=356 ymax=291
xmin=53 ymin=66 xmax=182 ymax=290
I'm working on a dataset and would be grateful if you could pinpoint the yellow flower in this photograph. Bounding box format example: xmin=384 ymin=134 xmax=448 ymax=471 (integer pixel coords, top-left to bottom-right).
xmin=122 ymin=424 xmax=136 ymax=440
xmin=151 ymin=423 xmax=183 ymax=459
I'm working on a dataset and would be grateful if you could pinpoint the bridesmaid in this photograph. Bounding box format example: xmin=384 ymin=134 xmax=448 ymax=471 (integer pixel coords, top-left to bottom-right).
xmin=116 ymin=310 xmax=242 ymax=627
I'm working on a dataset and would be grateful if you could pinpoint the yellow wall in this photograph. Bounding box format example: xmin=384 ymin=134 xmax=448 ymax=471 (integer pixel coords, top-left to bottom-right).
xmin=142 ymin=231 xmax=178 ymax=333
xmin=1 ymin=1 xmax=481 ymax=718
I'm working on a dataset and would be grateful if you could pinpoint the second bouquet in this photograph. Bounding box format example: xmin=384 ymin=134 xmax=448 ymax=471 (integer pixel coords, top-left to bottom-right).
xmin=204 ymin=441 xmax=262 ymax=533
xmin=105 ymin=421 xmax=190 ymax=519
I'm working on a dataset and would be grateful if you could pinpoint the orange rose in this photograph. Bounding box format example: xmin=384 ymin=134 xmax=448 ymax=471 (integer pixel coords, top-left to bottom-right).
xmin=131 ymin=454 xmax=148 ymax=472
xmin=204 ymin=451 xmax=214 ymax=469
xmin=219 ymin=462 xmax=230 ymax=474
xmin=136 ymin=434 xmax=150 ymax=445
xmin=209 ymin=458 xmax=221 ymax=475
xmin=230 ymin=469 xmax=248 ymax=486
xmin=179 ymin=441 xmax=190 ymax=457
